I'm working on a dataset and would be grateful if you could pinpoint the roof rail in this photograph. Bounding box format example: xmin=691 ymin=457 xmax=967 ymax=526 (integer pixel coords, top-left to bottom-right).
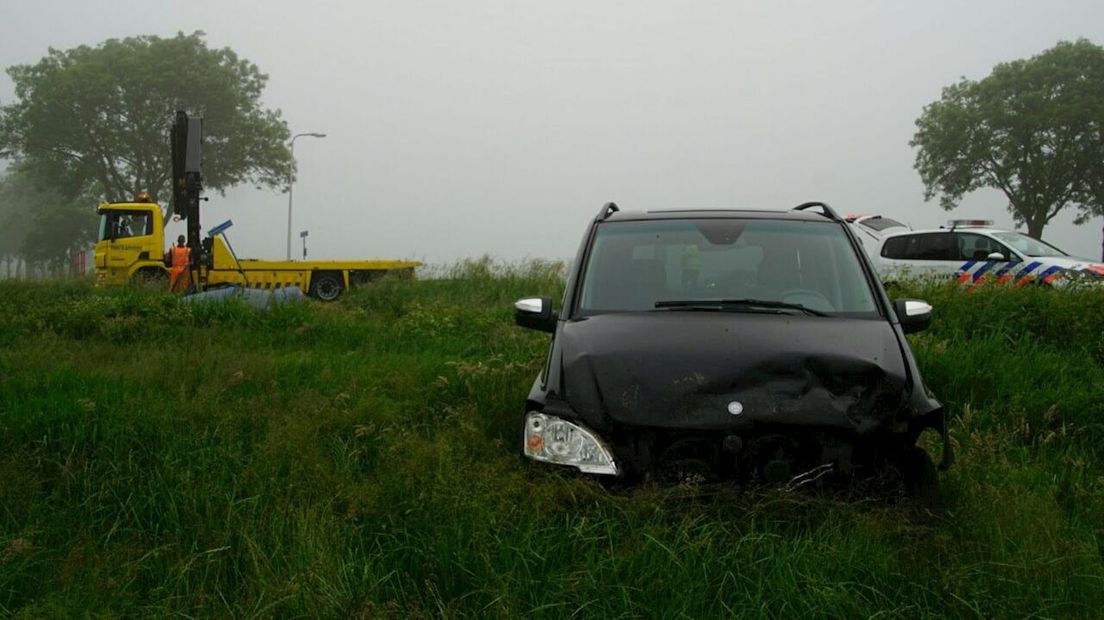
xmin=596 ymin=201 xmax=620 ymax=221
xmin=792 ymin=201 xmax=843 ymax=222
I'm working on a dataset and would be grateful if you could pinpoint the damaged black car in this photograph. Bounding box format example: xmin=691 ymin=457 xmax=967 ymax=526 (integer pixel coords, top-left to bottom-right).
xmin=513 ymin=202 xmax=952 ymax=493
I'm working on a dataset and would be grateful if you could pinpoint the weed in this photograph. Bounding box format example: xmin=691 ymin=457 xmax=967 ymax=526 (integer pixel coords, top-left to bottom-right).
xmin=1 ymin=275 xmax=1102 ymax=617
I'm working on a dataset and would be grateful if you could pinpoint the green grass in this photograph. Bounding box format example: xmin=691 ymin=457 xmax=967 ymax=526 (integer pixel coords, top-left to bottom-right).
xmin=1 ymin=265 xmax=1103 ymax=618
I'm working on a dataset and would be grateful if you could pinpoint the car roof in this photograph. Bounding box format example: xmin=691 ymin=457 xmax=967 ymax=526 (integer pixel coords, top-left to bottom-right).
xmin=603 ymin=208 xmax=837 ymax=224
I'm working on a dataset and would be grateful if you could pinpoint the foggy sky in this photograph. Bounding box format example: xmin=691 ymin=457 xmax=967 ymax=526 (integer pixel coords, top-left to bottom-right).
xmin=3 ymin=0 xmax=1104 ymax=264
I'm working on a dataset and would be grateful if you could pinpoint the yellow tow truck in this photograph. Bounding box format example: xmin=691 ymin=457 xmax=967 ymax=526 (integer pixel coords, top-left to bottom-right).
xmin=93 ymin=110 xmax=419 ymax=300
xmin=93 ymin=198 xmax=419 ymax=300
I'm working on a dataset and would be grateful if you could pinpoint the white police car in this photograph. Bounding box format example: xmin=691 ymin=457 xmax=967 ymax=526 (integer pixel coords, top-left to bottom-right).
xmin=877 ymin=220 xmax=1104 ymax=285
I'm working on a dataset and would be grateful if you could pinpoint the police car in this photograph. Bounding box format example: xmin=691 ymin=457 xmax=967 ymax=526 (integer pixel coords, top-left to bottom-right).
xmin=876 ymin=219 xmax=1104 ymax=285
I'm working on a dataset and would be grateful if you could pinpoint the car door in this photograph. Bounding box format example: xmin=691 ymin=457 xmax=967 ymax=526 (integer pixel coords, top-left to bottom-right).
xmin=953 ymin=232 xmax=1020 ymax=283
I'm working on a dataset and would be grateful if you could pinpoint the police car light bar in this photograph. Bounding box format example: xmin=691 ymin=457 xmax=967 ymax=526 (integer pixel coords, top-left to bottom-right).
xmin=948 ymin=218 xmax=993 ymax=228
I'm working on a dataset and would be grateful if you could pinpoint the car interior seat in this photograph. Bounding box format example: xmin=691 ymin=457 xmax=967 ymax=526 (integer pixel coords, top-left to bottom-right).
xmin=754 ymin=245 xmax=802 ymax=299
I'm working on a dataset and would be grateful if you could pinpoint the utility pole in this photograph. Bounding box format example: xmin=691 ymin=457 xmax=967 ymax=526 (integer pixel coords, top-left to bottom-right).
xmin=286 ymin=132 xmax=326 ymax=260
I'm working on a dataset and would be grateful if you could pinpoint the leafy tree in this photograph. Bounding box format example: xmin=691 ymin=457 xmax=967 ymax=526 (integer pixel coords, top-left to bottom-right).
xmin=0 ymin=169 xmax=96 ymax=274
xmin=0 ymin=31 xmax=291 ymax=217
xmin=0 ymin=171 xmax=35 ymax=274
xmin=911 ymin=39 xmax=1104 ymax=238
xmin=22 ymin=201 xmax=98 ymax=271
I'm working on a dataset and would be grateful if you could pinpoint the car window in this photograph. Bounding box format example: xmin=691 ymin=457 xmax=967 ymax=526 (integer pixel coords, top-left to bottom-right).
xmin=881 ymin=233 xmax=954 ymax=260
xmin=578 ymin=219 xmax=877 ymax=316
xmin=955 ymin=233 xmax=1014 ymax=261
xmin=858 ymin=217 xmax=906 ymax=232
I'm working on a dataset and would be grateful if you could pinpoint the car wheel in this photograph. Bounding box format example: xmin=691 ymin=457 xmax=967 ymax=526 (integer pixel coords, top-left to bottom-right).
xmin=310 ymin=272 xmax=344 ymax=301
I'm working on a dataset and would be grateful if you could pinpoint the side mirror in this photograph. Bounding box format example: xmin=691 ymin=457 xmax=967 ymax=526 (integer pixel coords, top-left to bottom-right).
xmin=514 ymin=297 xmax=557 ymax=333
xmin=986 ymin=251 xmax=1006 ymax=261
xmin=894 ymin=299 xmax=932 ymax=334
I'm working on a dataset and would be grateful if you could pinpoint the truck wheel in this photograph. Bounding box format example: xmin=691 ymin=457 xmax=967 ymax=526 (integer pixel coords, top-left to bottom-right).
xmin=132 ymin=268 xmax=167 ymax=288
xmin=310 ymin=272 xmax=344 ymax=301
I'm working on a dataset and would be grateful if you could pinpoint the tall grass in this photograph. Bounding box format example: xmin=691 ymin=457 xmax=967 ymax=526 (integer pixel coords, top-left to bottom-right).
xmin=0 ymin=273 xmax=1102 ymax=617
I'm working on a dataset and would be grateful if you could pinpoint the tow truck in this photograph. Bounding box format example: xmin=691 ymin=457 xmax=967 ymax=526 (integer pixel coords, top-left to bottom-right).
xmin=93 ymin=111 xmax=419 ymax=300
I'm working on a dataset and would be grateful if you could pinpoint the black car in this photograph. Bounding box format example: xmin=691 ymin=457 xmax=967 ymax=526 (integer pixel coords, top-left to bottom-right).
xmin=514 ymin=202 xmax=951 ymax=491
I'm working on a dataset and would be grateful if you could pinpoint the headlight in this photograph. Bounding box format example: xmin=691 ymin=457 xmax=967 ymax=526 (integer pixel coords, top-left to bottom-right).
xmin=524 ymin=412 xmax=618 ymax=476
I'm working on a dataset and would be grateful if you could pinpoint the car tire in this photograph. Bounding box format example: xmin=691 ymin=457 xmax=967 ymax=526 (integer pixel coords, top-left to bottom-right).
xmin=310 ymin=272 xmax=344 ymax=301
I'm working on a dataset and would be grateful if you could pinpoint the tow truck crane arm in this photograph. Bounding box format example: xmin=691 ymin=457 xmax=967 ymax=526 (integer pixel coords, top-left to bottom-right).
xmin=170 ymin=110 xmax=204 ymax=273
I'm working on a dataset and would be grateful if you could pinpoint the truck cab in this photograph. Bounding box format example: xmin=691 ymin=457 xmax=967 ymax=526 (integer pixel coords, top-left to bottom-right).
xmin=94 ymin=200 xmax=168 ymax=285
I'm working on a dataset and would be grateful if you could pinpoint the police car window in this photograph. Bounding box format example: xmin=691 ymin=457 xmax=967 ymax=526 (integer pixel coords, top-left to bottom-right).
xmin=888 ymin=233 xmax=954 ymax=260
xmin=859 ymin=217 xmax=906 ymax=232
xmin=880 ymin=236 xmax=907 ymax=259
xmin=955 ymin=233 xmax=1012 ymax=261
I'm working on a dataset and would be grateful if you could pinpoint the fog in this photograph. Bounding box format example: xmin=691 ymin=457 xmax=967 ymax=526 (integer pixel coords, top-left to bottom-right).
xmin=3 ymin=0 xmax=1103 ymax=263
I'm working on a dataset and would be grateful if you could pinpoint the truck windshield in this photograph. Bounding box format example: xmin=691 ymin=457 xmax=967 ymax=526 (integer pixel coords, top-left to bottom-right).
xmin=578 ymin=219 xmax=878 ymax=316
xmin=98 ymin=211 xmax=152 ymax=241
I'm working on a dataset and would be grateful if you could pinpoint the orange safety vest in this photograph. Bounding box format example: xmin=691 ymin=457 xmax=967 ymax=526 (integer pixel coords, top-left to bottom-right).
xmin=168 ymin=245 xmax=192 ymax=292
xmin=170 ymin=245 xmax=190 ymax=268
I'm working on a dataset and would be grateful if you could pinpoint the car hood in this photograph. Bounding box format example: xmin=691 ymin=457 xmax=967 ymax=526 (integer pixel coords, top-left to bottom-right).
xmin=1038 ymin=257 xmax=1104 ymax=277
xmin=556 ymin=312 xmax=921 ymax=433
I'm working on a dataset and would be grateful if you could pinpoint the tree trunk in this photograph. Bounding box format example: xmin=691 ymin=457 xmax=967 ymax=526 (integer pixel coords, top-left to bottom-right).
xmin=1026 ymin=219 xmax=1046 ymax=239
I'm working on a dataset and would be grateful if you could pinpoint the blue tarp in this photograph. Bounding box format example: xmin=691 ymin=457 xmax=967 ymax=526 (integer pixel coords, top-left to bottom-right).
xmin=181 ymin=285 xmax=306 ymax=309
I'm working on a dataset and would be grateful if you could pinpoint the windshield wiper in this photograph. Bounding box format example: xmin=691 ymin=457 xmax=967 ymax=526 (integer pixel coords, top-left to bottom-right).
xmin=654 ymin=298 xmax=829 ymax=317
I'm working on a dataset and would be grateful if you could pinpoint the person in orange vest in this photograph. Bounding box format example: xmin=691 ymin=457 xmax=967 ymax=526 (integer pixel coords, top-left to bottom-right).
xmin=165 ymin=235 xmax=191 ymax=293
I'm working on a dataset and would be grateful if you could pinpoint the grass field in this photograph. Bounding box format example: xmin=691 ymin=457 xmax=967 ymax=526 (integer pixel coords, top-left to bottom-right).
xmin=1 ymin=262 xmax=1103 ymax=618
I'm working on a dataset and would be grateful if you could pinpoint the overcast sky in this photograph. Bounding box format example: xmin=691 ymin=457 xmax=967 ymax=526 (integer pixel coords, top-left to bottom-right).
xmin=3 ymin=0 xmax=1103 ymax=263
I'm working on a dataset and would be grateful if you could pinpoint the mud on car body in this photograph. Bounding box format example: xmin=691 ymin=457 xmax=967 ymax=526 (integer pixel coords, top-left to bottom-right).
xmin=513 ymin=202 xmax=952 ymax=489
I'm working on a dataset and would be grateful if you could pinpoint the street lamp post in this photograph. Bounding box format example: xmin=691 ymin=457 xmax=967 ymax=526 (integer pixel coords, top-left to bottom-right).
xmin=287 ymin=132 xmax=326 ymax=260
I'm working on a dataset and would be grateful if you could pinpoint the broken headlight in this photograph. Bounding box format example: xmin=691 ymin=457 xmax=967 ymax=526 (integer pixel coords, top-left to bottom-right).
xmin=524 ymin=412 xmax=618 ymax=476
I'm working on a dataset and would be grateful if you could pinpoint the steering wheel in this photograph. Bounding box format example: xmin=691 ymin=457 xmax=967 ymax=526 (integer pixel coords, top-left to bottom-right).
xmin=779 ymin=288 xmax=833 ymax=312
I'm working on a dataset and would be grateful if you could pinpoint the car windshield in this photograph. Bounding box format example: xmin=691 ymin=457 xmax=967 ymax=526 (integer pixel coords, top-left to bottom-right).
xmin=990 ymin=232 xmax=1068 ymax=257
xmin=578 ymin=218 xmax=878 ymax=316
